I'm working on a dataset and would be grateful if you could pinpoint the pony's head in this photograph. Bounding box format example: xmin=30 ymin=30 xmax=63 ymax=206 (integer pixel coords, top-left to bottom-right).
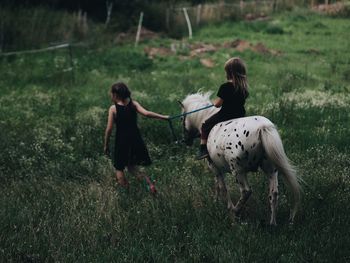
xmin=179 ymin=92 xmax=218 ymax=146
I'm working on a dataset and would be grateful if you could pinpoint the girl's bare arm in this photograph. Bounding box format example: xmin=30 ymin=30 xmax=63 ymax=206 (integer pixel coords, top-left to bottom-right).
xmin=133 ymin=100 xmax=169 ymax=120
xmin=213 ymin=97 xmax=223 ymax=107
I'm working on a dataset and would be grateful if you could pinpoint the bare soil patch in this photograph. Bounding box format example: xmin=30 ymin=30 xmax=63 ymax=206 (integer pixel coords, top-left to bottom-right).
xmin=143 ymin=39 xmax=281 ymax=62
xmin=312 ymin=3 xmax=347 ymax=15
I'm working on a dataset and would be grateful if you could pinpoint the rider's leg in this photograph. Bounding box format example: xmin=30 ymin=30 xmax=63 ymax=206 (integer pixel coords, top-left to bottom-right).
xmin=196 ymin=113 xmax=222 ymax=160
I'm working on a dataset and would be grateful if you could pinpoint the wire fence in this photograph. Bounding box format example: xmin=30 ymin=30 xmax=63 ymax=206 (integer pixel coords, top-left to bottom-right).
xmin=164 ymin=0 xmax=345 ymax=37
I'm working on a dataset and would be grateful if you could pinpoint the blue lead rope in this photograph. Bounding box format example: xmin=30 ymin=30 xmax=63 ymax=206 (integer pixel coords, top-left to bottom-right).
xmin=169 ymin=104 xmax=214 ymax=120
xmin=167 ymin=104 xmax=214 ymax=141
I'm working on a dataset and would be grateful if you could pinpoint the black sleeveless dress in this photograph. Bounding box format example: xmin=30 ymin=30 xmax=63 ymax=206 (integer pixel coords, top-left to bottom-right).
xmin=113 ymin=100 xmax=152 ymax=170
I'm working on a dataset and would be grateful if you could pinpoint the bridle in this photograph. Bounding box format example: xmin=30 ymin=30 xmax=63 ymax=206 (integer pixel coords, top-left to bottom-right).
xmin=165 ymin=101 xmax=213 ymax=145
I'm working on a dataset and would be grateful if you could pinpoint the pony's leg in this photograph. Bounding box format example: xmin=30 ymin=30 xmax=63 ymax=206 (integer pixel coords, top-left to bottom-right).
xmin=268 ymin=170 xmax=279 ymax=225
xmin=208 ymin=161 xmax=234 ymax=209
xmin=214 ymin=174 xmax=223 ymax=201
xmin=232 ymin=172 xmax=252 ymax=215
xmin=261 ymin=161 xmax=279 ymax=225
xmin=215 ymin=173 xmax=234 ymax=210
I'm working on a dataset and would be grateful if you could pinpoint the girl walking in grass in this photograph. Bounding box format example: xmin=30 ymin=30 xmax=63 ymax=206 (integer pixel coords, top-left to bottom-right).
xmin=104 ymin=82 xmax=169 ymax=193
xmin=196 ymin=57 xmax=249 ymax=160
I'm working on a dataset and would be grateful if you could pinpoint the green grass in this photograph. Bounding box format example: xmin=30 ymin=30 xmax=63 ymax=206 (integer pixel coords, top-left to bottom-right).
xmin=1 ymin=8 xmax=350 ymax=262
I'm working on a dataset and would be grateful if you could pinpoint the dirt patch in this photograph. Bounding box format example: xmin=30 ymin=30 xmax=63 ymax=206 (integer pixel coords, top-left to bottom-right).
xmin=244 ymin=13 xmax=270 ymax=21
xmin=115 ymin=27 xmax=160 ymax=44
xmin=144 ymin=46 xmax=173 ymax=59
xmin=312 ymin=3 xmax=347 ymax=15
xmin=200 ymin=58 xmax=215 ymax=68
xmin=190 ymin=43 xmax=218 ymax=57
xmin=223 ymin=39 xmax=281 ymax=55
xmin=143 ymin=39 xmax=280 ymax=62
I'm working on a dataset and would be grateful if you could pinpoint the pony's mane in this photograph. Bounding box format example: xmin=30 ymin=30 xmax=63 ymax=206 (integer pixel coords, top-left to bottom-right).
xmin=182 ymin=92 xmax=212 ymax=109
xmin=182 ymin=91 xmax=219 ymax=130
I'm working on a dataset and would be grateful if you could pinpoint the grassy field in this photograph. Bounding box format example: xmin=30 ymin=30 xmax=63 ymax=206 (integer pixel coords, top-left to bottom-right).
xmin=1 ymin=8 xmax=349 ymax=262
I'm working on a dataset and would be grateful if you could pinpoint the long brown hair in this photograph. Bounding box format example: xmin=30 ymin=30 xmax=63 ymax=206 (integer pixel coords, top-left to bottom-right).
xmin=110 ymin=82 xmax=131 ymax=100
xmin=224 ymin=57 xmax=249 ymax=98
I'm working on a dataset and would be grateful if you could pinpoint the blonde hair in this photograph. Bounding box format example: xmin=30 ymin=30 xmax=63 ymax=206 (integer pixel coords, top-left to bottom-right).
xmin=224 ymin=57 xmax=249 ymax=98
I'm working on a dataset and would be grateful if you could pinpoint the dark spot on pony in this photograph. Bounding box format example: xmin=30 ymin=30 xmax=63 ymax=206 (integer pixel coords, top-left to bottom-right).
xmin=224 ymin=129 xmax=227 ymax=132
xmin=243 ymin=130 xmax=246 ymax=134
xmin=217 ymin=153 xmax=221 ymax=157
xmin=241 ymin=145 xmax=244 ymax=151
xmin=226 ymin=147 xmax=232 ymax=150
xmin=235 ymin=145 xmax=238 ymax=149
xmin=246 ymin=131 xmax=249 ymax=137
xmin=238 ymin=141 xmax=242 ymax=146
xmin=236 ymin=134 xmax=239 ymax=137
xmin=225 ymin=121 xmax=233 ymax=126
xmin=220 ymin=124 xmax=223 ymax=127
xmin=234 ymin=129 xmax=237 ymax=131
xmin=255 ymin=117 xmax=258 ymax=121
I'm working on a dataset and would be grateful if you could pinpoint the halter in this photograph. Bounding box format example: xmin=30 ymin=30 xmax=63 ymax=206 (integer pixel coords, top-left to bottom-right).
xmin=167 ymin=104 xmax=214 ymax=142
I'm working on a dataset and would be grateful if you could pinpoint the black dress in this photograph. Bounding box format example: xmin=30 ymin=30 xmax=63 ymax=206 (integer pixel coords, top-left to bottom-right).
xmin=113 ymin=100 xmax=152 ymax=170
xmin=201 ymin=82 xmax=247 ymax=139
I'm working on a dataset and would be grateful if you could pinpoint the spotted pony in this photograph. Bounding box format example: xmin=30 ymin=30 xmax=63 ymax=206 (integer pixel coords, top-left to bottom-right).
xmin=180 ymin=92 xmax=301 ymax=225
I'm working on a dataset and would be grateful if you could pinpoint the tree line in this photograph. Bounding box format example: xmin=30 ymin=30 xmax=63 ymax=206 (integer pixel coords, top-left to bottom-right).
xmin=2 ymin=0 xmax=221 ymax=23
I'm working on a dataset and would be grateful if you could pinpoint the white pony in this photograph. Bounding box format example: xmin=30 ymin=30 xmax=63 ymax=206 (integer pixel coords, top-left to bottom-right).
xmin=180 ymin=92 xmax=301 ymax=225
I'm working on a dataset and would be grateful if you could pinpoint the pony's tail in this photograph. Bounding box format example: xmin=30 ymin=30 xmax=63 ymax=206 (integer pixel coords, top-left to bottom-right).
xmin=260 ymin=125 xmax=301 ymax=222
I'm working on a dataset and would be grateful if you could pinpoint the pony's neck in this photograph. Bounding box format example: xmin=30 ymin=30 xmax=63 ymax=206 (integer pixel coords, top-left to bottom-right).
xmin=184 ymin=94 xmax=219 ymax=131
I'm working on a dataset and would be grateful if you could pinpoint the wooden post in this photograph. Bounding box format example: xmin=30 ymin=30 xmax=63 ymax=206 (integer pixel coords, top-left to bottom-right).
xmin=105 ymin=1 xmax=114 ymax=26
xmin=183 ymin=8 xmax=192 ymax=39
xmin=196 ymin=4 xmax=202 ymax=26
xmin=273 ymin=0 xmax=277 ymax=12
xmin=67 ymin=44 xmax=75 ymax=84
xmin=135 ymin=12 xmax=144 ymax=47
xmin=166 ymin=8 xmax=170 ymax=30
xmin=83 ymin=12 xmax=88 ymax=35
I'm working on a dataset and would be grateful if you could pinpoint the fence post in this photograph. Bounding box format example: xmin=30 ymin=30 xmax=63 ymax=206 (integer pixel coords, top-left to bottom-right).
xmin=67 ymin=44 xmax=75 ymax=84
xmin=135 ymin=12 xmax=144 ymax=47
xmin=183 ymin=7 xmax=193 ymax=39
xmin=166 ymin=8 xmax=170 ymax=30
xmin=196 ymin=4 xmax=202 ymax=26
xmin=105 ymin=1 xmax=114 ymax=26
xmin=272 ymin=0 xmax=277 ymax=12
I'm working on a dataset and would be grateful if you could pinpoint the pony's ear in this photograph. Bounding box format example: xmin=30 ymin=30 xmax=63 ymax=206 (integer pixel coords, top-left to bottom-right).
xmin=177 ymin=100 xmax=185 ymax=109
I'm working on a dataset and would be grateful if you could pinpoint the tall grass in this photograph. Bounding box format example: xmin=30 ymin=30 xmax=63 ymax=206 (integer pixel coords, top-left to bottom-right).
xmin=0 ymin=7 xmax=105 ymax=52
xmin=0 ymin=8 xmax=349 ymax=262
